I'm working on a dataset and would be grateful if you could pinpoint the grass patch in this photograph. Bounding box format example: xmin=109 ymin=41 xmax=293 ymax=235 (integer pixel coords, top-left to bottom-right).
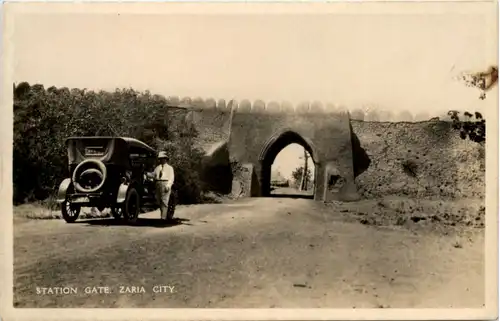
xmin=14 ymin=203 xmax=111 ymax=220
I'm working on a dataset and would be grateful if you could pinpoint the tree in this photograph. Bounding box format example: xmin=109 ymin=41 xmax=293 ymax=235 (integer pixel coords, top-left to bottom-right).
xmin=449 ymin=65 xmax=497 ymax=144
xmin=456 ymin=65 xmax=498 ymax=100
xmin=291 ymin=166 xmax=312 ymax=190
xmin=299 ymin=149 xmax=310 ymax=190
xmin=448 ymin=110 xmax=485 ymax=144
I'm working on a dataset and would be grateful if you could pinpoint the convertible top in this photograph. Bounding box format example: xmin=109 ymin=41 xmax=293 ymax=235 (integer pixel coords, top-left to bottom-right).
xmin=65 ymin=136 xmax=157 ymax=166
xmin=65 ymin=136 xmax=156 ymax=153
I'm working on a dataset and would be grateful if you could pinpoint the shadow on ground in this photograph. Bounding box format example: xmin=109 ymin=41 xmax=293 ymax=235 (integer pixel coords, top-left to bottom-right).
xmin=268 ymin=194 xmax=314 ymax=200
xmin=76 ymin=217 xmax=192 ymax=228
xmin=270 ymin=187 xmax=314 ymax=199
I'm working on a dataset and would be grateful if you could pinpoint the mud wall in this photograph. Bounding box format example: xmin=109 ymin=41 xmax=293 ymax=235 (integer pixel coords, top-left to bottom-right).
xmin=228 ymin=111 xmax=351 ymax=165
xmin=184 ymin=108 xmax=232 ymax=153
xmin=184 ymin=107 xmax=233 ymax=194
xmin=351 ymin=120 xmax=485 ymax=200
xmin=174 ymin=95 xmax=484 ymax=201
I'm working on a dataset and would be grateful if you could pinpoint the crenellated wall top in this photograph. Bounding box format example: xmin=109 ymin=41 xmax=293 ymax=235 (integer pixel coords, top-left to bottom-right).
xmin=165 ymin=96 xmax=449 ymax=122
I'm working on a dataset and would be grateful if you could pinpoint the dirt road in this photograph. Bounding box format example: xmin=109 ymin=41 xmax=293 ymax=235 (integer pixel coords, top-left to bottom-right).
xmin=13 ymin=197 xmax=484 ymax=308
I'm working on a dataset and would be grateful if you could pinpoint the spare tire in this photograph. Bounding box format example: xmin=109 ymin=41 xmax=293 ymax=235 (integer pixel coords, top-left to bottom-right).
xmin=73 ymin=159 xmax=107 ymax=193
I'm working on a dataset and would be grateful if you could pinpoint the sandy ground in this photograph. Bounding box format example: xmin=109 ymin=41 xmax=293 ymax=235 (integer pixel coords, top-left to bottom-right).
xmin=13 ymin=195 xmax=484 ymax=308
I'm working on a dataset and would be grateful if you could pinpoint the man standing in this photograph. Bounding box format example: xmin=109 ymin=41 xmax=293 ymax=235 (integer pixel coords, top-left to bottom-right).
xmin=154 ymin=151 xmax=175 ymax=220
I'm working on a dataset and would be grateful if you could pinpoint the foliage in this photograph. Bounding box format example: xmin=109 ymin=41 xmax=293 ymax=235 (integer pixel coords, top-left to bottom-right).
xmin=13 ymin=82 xmax=206 ymax=205
xmin=447 ymin=65 xmax=497 ymax=144
xmin=456 ymin=66 xmax=498 ymax=100
xmin=291 ymin=166 xmax=312 ymax=187
xmin=448 ymin=111 xmax=485 ymax=144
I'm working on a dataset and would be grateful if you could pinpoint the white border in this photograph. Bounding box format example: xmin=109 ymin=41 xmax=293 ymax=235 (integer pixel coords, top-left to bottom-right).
xmin=1 ymin=2 xmax=498 ymax=320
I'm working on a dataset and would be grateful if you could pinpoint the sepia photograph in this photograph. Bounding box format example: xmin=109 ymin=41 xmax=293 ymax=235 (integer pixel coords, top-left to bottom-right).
xmin=1 ymin=1 xmax=498 ymax=320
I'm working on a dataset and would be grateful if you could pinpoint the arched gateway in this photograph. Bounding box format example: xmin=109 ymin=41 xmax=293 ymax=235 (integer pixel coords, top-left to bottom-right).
xmin=258 ymin=129 xmax=319 ymax=197
xmin=223 ymin=105 xmax=361 ymax=202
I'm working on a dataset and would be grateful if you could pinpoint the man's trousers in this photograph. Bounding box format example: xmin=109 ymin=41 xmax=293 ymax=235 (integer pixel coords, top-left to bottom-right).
xmin=155 ymin=181 xmax=171 ymax=219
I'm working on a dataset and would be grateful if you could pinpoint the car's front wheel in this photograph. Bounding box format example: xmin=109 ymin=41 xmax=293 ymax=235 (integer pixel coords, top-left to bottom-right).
xmin=122 ymin=188 xmax=140 ymax=225
xmin=61 ymin=201 xmax=81 ymax=223
xmin=111 ymin=207 xmax=122 ymax=220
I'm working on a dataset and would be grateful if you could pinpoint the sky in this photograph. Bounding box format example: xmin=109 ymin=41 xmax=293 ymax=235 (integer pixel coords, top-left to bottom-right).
xmin=8 ymin=4 xmax=497 ymax=174
xmin=10 ymin=5 xmax=498 ymax=117
xmin=272 ymin=144 xmax=314 ymax=181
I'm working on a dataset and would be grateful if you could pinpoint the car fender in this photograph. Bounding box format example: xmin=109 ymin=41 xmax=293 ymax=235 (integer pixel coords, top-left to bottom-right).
xmin=116 ymin=183 xmax=130 ymax=204
xmin=56 ymin=178 xmax=72 ymax=203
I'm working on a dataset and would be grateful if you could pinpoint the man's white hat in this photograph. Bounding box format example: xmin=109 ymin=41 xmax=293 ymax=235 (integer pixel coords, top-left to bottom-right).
xmin=158 ymin=151 xmax=169 ymax=159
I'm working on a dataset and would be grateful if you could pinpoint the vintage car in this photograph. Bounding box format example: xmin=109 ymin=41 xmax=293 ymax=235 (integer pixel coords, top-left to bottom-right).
xmin=56 ymin=136 xmax=176 ymax=224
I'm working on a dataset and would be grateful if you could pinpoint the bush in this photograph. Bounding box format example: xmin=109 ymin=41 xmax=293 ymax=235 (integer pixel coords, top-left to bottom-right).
xmin=448 ymin=65 xmax=496 ymax=144
xmin=13 ymin=82 xmax=207 ymax=205
xmin=448 ymin=110 xmax=485 ymax=144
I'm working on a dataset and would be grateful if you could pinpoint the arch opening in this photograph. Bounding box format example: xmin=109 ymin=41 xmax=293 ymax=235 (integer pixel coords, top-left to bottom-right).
xmin=260 ymin=131 xmax=318 ymax=199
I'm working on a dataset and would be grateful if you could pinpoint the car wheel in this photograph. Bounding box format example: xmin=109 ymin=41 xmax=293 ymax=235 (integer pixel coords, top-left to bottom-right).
xmin=72 ymin=159 xmax=107 ymax=193
xmin=122 ymin=188 xmax=140 ymax=225
xmin=111 ymin=207 xmax=123 ymax=220
xmin=61 ymin=200 xmax=81 ymax=223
